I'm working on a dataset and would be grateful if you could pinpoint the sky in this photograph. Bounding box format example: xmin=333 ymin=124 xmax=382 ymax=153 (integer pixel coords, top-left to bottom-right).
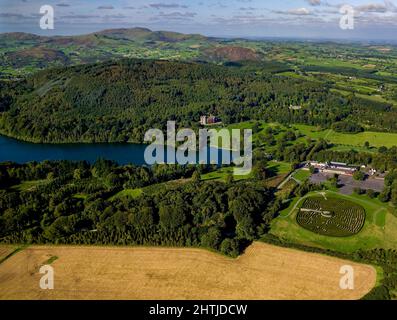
xmin=0 ymin=0 xmax=397 ymax=40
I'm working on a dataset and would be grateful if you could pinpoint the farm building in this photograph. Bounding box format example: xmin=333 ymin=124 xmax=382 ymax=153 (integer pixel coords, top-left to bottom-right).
xmin=307 ymin=161 xmax=358 ymax=176
xmin=327 ymin=162 xmax=358 ymax=175
xmin=308 ymin=161 xmax=327 ymax=169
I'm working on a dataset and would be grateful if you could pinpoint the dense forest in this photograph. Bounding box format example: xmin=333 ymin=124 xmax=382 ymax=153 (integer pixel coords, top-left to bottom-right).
xmin=1 ymin=59 xmax=396 ymax=144
xmin=0 ymin=160 xmax=279 ymax=257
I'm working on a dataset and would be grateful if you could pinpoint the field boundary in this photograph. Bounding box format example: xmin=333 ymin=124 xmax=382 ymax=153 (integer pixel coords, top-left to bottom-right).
xmin=0 ymin=246 xmax=26 ymax=265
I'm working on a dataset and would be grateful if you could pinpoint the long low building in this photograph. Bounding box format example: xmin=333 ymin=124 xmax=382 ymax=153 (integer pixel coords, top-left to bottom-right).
xmin=307 ymin=161 xmax=358 ymax=176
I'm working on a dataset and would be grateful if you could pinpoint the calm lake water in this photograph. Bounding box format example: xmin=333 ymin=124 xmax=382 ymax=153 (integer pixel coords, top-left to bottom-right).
xmin=0 ymin=135 xmax=231 ymax=165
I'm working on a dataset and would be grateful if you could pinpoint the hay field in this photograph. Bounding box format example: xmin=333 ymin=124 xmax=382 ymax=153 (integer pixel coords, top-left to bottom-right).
xmin=0 ymin=242 xmax=376 ymax=300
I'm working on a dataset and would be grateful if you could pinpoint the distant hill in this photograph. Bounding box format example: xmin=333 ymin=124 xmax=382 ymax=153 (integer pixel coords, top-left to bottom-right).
xmin=95 ymin=27 xmax=154 ymax=40
xmin=0 ymin=28 xmax=260 ymax=77
xmin=95 ymin=28 xmax=208 ymax=43
xmin=4 ymin=47 xmax=69 ymax=68
xmin=0 ymin=32 xmax=44 ymax=41
xmin=206 ymin=46 xmax=261 ymax=62
xmin=0 ymin=27 xmax=211 ymax=48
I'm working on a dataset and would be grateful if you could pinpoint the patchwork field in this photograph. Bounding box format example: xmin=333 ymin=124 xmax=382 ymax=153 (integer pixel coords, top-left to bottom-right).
xmin=0 ymin=242 xmax=376 ymax=300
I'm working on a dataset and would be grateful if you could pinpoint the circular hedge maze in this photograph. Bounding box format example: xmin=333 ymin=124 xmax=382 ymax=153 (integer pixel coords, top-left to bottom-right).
xmin=296 ymin=196 xmax=366 ymax=237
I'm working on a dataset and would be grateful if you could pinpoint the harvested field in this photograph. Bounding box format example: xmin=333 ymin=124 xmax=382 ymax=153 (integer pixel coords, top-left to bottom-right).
xmin=0 ymin=242 xmax=376 ymax=300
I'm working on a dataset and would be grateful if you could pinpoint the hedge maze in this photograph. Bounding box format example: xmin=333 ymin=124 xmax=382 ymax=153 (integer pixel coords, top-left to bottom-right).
xmin=297 ymin=196 xmax=366 ymax=237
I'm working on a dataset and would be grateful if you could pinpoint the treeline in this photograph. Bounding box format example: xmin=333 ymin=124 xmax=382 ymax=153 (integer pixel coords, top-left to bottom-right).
xmin=1 ymin=59 xmax=397 ymax=143
xmin=313 ymin=146 xmax=397 ymax=172
xmin=0 ymin=160 xmax=277 ymax=257
xmin=301 ymin=64 xmax=397 ymax=84
xmin=381 ymin=170 xmax=397 ymax=206
xmin=332 ymin=121 xmax=363 ymax=133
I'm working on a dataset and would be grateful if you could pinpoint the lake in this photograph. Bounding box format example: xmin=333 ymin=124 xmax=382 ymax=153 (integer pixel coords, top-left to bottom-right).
xmin=0 ymin=135 xmax=232 ymax=165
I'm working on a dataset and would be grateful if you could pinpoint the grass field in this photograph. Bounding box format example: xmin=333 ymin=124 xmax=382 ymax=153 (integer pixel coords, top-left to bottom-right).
xmin=292 ymin=169 xmax=311 ymax=183
xmin=267 ymin=160 xmax=292 ymax=175
xmin=0 ymin=242 xmax=376 ymax=300
xmin=294 ymin=124 xmax=397 ymax=148
xmin=110 ymin=188 xmax=143 ymax=200
xmin=200 ymin=167 xmax=253 ymax=182
xmin=328 ymin=131 xmax=397 ymax=149
xmin=212 ymin=121 xmax=397 ymax=154
xmin=10 ymin=179 xmax=49 ymax=192
xmin=200 ymin=160 xmax=291 ymax=183
xmin=110 ymin=178 xmax=191 ymax=200
xmin=270 ymin=190 xmax=397 ymax=253
xmin=329 ymin=145 xmax=378 ymax=153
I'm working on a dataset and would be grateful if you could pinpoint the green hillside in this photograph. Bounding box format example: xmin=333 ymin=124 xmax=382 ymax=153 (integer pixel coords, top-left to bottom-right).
xmin=1 ymin=58 xmax=397 ymax=143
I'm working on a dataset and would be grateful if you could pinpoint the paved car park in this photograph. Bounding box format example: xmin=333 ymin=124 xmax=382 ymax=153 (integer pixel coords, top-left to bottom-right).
xmin=309 ymin=172 xmax=385 ymax=195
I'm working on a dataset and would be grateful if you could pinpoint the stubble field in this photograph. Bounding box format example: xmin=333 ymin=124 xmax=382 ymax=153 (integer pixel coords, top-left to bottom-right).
xmin=0 ymin=242 xmax=376 ymax=300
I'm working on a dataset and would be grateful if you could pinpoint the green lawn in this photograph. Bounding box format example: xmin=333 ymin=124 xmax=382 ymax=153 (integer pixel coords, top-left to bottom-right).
xmin=10 ymin=179 xmax=49 ymax=192
xmin=267 ymin=160 xmax=292 ymax=175
xmin=110 ymin=188 xmax=143 ymax=200
xmin=201 ymin=167 xmax=253 ymax=182
xmin=294 ymin=124 xmax=397 ymax=148
xmin=328 ymin=131 xmax=397 ymax=148
xmin=73 ymin=193 xmax=88 ymax=200
xmin=111 ymin=178 xmax=192 ymax=200
xmin=329 ymin=145 xmax=378 ymax=153
xmin=293 ymin=124 xmax=330 ymax=140
xmin=270 ymin=190 xmax=397 ymax=253
xmin=292 ymin=169 xmax=311 ymax=182
xmin=200 ymin=158 xmax=290 ymax=182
